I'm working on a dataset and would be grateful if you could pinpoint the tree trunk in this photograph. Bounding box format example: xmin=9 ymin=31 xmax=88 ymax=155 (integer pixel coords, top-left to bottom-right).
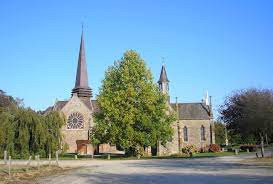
xmin=265 ymin=133 xmax=269 ymax=146
xmin=259 ymin=133 xmax=265 ymax=158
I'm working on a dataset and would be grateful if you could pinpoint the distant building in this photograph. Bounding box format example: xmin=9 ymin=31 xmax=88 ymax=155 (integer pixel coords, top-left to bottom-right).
xmin=46 ymin=32 xmax=215 ymax=155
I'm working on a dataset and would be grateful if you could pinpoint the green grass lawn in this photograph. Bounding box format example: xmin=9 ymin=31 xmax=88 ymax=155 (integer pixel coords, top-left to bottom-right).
xmin=193 ymin=151 xmax=237 ymax=158
xmin=55 ymin=150 xmax=249 ymax=160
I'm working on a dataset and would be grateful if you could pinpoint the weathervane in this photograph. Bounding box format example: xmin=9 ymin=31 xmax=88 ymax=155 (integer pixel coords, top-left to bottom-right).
xmin=161 ymin=57 xmax=166 ymax=66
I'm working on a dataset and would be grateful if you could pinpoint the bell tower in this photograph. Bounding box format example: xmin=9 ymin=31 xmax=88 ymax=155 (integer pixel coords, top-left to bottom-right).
xmin=158 ymin=64 xmax=170 ymax=101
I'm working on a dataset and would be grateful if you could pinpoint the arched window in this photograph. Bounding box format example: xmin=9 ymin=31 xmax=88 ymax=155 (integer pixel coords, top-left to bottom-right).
xmin=201 ymin=125 xmax=206 ymax=141
xmin=183 ymin=126 xmax=188 ymax=142
xmin=67 ymin=112 xmax=84 ymax=129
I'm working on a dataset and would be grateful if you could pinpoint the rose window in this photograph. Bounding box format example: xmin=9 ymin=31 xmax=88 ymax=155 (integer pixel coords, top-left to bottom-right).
xmin=67 ymin=112 xmax=84 ymax=129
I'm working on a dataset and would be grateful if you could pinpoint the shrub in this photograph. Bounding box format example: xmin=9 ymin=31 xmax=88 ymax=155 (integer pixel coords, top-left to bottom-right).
xmin=209 ymin=144 xmax=221 ymax=152
xmin=240 ymin=144 xmax=257 ymax=152
xmin=200 ymin=146 xmax=209 ymax=153
xmin=182 ymin=145 xmax=199 ymax=155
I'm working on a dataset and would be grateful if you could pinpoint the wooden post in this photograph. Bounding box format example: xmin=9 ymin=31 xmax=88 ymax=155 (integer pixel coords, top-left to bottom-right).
xmin=49 ymin=153 xmax=51 ymax=167
xmin=56 ymin=151 xmax=59 ymax=166
xmin=4 ymin=150 xmax=7 ymax=165
xmin=8 ymin=156 xmax=11 ymax=178
xmin=26 ymin=156 xmax=32 ymax=171
xmin=38 ymin=155 xmax=40 ymax=170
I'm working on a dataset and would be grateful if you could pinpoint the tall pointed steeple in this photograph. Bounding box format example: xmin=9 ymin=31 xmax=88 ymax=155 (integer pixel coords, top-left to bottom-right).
xmin=158 ymin=64 xmax=170 ymax=95
xmin=71 ymin=30 xmax=92 ymax=98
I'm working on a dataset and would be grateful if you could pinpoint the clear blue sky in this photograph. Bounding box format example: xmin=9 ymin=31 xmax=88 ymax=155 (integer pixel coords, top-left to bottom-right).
xmin=1 ymin=0 xmax=273 ymax=118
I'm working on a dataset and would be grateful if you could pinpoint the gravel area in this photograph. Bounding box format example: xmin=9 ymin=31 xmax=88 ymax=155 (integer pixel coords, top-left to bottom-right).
xmin=36 ymin=151 xmax=273 ymax=184
xmin=1 ymin=150 xmax=272 ymax=184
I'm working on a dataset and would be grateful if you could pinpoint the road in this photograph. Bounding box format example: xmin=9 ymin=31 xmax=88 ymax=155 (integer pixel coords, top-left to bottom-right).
xmin=38 ymin=152 xmax=273 ymax=184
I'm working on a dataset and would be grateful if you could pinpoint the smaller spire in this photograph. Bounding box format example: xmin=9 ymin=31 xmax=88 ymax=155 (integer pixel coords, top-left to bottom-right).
xmin=158 ymin=64 xmax=169 ymax=83
xmin=205 ymin=91 xmax=209 ymax=106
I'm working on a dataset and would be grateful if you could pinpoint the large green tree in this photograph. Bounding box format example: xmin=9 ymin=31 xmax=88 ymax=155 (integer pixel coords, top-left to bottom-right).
xmin=219 ymin=88 xmax=273 ymax=157
xmin=91 ymin=50 xmax=175 ymax=156
xmin=0 ymin=90 xmax=65 ymax=158
xmin=214 ymin=121 xmax=226 ymax=145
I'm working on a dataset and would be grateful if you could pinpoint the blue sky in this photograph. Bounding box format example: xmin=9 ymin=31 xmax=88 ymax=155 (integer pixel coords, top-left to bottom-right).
xmin=1 ymin=0 xmax=273 ymax=118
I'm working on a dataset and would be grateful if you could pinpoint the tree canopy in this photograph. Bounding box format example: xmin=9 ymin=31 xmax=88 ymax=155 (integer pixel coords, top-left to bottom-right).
xmin=90 ymin=50 xmax=175 ymax=155
xmin=219 ymin=88 xmax=273 ymax=144
xmin=0 ymin=90 xmax=65 ymax=158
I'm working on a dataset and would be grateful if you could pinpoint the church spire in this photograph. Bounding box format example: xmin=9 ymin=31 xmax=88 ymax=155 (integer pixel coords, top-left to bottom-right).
xmin=158 ymin=63 xmax=170 ymax=101
xmin=158 ymin=64 xmax=169 ymax=83
xmin=72 ymin=30 xmax=92 ymax=98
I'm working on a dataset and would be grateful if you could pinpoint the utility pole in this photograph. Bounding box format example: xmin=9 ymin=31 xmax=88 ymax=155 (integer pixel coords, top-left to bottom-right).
xmin=176 ymin=97 xmax=181 ymax=154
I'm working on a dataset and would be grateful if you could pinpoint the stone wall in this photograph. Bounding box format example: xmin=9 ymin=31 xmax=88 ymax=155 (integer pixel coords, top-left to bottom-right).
xmin=158 ymin=119 xmax=215 ymax=156
xmin=179 ymin=119 xmax=214 ymax=148
xmin=60 ymin=95 xmax=93 ymax=153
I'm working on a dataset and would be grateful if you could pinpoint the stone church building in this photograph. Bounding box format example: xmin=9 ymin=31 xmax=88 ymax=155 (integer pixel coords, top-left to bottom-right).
xmin=46 ymin=32 xmax=215 ymax=156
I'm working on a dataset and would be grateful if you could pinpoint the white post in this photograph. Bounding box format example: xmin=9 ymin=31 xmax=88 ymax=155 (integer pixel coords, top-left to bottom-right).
xmin=56 ymin=151 xmax=59 ymax=166
xmin=235 ymin=149 xmax=238 ymax=155
xmin=107 ymin=154 xmax=110 ymax=160
xmin=75 ymin=155 xmax=78 ymax=160
xmin=8 ymin=156 xmax=11 ymax=178
xmin=4 ymin=150 xmax=7 ymax=165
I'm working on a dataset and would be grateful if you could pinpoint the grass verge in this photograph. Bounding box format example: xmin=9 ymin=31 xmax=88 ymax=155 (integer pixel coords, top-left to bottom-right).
xmin=243 ymin=156 xmax=273 ymax=166
xmin=56 ymin=151 xmax=248 ymax=160
xmin=0 ymin=164 xmax=71 ymax=184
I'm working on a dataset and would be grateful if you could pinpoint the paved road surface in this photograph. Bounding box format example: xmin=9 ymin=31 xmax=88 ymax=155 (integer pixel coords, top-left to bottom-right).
xmin=37 ymin=152 xmax=273 ymax=184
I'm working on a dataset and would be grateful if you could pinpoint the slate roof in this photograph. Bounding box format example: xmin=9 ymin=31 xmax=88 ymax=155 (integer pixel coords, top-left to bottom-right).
xmin=54 ymin=100 xmax=68 ymax=111
xmin=158 ymin=65 xmax=169 ymax=83
xmin=71 ymin=31 xmax=93 ymax=98
xmin=43 ymin=98 xmax=94 ymax=114
xmin=170 ymin=103 xmax=212 ymax=120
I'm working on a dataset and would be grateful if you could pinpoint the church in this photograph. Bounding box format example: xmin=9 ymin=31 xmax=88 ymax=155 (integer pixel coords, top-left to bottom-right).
xmin=46 ymin=32 xmax=215 ymax=156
